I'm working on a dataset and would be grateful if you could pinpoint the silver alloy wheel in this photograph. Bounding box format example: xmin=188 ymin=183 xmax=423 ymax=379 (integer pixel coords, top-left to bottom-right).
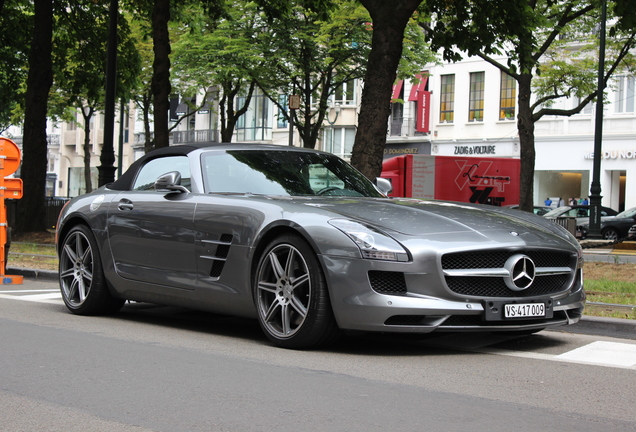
xmin=256 ymin=243 xmax=311 ymax=339
xmin=60 ymin=230 xmax=94 ymax=307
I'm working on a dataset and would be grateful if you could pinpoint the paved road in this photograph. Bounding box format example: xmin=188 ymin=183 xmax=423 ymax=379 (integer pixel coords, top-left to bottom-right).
xmin=1 ymin=278 xmax=635 ymax=432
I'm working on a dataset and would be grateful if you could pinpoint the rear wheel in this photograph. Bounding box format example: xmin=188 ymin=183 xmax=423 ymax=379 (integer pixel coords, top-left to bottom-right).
xmin=602 ymin=228 xmax=619 ymax=241
xmin=254 ymin=233 xmax=339 ymax=349
xmin=59 ymin=225 xmax=124 ymax=315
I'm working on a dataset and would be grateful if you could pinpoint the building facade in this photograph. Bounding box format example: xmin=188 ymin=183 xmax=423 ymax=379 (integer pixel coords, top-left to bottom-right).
xmin=5 ymin=55 xmax=635 ymax=212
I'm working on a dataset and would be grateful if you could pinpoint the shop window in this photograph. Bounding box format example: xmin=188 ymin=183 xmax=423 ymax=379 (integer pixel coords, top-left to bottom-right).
xmin=439 ymin=74 xmax=455 ymax=123
xmin=499 ymin=72 xmax=516 ymax=120
xmin=469 ymin=72 xmax=485 ymax=122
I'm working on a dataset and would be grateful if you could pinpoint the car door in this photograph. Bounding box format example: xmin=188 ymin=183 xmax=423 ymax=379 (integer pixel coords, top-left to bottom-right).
xmin=107 ymin=155 xmax=198 ymax=290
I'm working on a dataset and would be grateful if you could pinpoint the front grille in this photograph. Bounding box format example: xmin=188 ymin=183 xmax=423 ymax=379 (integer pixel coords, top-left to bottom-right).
xmin=442 ymin=249 xmax=574 ymax=298
xmin=369 ymin=271 xmax=407 ymax=295
xmin=442 ymin=250 xmax=570 ymax=269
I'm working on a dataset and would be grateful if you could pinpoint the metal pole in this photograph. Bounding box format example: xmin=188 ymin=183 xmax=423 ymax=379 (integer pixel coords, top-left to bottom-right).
xmin=588 ymin=0 xmax=606 ymax=239
xmin=98 ymin=0 xmax=118 ymax=186
xmin=288 ymin=109 xmax=294 ymax=147
xmin=117 ymin=99 xmax=125 ymax=178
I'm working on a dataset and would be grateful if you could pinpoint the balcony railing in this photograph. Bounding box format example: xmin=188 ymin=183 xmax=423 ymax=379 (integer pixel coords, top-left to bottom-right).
xmin=388 ymin=117 xmax=416 ymax=137
xmin=172 ymin=129 xmax=219 ymax=144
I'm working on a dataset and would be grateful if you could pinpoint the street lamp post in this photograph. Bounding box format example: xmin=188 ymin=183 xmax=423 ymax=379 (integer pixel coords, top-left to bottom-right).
xmin=588 ymin=0 xmax=607 ymax=239
xmin=98 ymin=0 xmax=118 ymax=186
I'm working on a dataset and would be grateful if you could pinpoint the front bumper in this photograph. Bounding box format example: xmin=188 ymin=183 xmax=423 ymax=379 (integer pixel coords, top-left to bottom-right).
xmin=321 ymin=254 xmax=585 ymax=334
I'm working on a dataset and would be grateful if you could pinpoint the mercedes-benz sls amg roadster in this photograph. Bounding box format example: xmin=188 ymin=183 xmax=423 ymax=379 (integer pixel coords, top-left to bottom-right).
xmin=57 ymin=143 xmax=585 ymax=348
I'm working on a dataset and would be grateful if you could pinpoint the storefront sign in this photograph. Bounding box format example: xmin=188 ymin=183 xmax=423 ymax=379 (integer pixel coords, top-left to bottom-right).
xmin=584 ymin=150 xmax=636 ymax=160
xmin=416 ymin=91 xmax=431 ymax=133
xmin=454 ymin=145 xmax=497 ymax=155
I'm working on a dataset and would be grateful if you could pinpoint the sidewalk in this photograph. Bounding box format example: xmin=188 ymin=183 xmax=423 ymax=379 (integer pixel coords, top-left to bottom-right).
xmin=581 ymin=240 xmax=636 ymax=264
xmin=7 ymin=265 xmax=635 ymax=341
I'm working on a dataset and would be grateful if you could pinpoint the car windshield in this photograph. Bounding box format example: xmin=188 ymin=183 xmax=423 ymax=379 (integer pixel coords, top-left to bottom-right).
xmin=201 ymin=149 xmax=384 ymax=197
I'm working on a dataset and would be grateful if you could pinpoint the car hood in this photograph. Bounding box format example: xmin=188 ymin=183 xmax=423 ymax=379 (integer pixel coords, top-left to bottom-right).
xmin=296 ymin=197 xmax=577 ymax=247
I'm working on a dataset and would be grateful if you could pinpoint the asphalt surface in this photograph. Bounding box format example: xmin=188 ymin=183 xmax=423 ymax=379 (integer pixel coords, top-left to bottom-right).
xmin=6 ymin=251 xmax=636 ymax=341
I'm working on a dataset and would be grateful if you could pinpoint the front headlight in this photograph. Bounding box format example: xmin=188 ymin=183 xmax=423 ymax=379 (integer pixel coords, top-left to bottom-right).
xmin=328 ymin=219 xmax=409 ymax=261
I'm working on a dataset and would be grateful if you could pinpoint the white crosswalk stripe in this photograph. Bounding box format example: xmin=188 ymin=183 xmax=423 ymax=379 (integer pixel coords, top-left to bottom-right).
xmin=555 ymin=341 xmax=636 ymax=367
xmin=0 ymin=289 xmax=63 ymax=304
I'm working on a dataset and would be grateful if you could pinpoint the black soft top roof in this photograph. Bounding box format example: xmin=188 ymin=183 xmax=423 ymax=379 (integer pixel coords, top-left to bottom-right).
xmin=108 ymin=142 xmax=217 ymax=191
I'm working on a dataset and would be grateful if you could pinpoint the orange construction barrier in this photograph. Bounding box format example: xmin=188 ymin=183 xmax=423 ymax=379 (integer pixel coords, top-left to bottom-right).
xmin=0 ymin=137 xmax=23 ymax=285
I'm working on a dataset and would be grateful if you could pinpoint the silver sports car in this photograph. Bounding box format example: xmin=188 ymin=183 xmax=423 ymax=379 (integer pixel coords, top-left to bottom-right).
xmin=57 ymin=143 xmax=585 ymax=349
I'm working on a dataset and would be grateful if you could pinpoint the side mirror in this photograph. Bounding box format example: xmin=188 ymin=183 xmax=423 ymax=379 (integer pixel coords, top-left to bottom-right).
xmin=155 ymin=171 xmax=189 ymax=194
xmin=374 ymin=177 xmax=393 ymax=196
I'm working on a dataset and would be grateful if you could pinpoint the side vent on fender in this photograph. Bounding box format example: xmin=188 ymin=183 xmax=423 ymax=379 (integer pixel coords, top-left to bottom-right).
xmin=201 ymin=234 xmax=234 ymax=279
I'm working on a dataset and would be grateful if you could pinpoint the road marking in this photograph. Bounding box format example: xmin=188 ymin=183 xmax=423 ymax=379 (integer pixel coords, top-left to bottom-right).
xmin=555 ymin=341 xmax=636 ymax=367
xmin=0 ymin=290 xmax=62 ymax=304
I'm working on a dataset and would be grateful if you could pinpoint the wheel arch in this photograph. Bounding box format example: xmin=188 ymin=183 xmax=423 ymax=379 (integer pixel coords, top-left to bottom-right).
xmin=57 ymin=215 xmax=92 ymax=255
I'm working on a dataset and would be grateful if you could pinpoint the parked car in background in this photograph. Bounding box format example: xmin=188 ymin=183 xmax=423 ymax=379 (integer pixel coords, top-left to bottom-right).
xmin=543 ymin=205 xmax=618 ymax=225
xmin=578 ymin=207 xmax=636 ymax=240
xmin=56 ymin=143 xmax=586 ymax=349
xmin=505 ymin=204 xmax=552 ymax=216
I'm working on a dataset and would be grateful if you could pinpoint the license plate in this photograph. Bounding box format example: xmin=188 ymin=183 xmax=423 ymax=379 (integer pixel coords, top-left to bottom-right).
xmin=504 ymin=303 xmax=545 ymax=319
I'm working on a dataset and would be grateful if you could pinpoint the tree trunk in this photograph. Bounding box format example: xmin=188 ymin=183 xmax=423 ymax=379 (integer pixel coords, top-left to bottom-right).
xmin=151 ymin=0 xmax=171 ymax=149
xmin=351 ymin=0 xmax=422 ymax=179
xmin=82 ymin=108 xmax=94 ymax=194
xmin=516 ymin=73 xmax=536 ymax=212
xmin=16 ymin=0 xmax=52 ymax=234
xmin=142 ymin=91 xmax=154 ymax=154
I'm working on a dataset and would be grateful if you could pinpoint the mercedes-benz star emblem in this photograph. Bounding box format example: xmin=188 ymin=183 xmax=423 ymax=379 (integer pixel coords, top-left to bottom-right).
xmin=504 ymin=254 xmax=536 ymax=291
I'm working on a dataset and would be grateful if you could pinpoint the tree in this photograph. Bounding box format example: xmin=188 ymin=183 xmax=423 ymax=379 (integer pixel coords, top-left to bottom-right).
xmin=170 ymin=1 xmax=259 ymax=143
xmin=253 ymin=0 xmax=374 ymax=149
xmin=350 ymin=0 xmax=424 ymax=180
xmin=16 ymin=0 xmax=53 ymax=233
xmin=128 ymin=0 xmax=227 ymax=150
xmin=50 ymin=1 xmax=140 ymax=193
xmin=421 ymin=0 xmax=636 ymax=212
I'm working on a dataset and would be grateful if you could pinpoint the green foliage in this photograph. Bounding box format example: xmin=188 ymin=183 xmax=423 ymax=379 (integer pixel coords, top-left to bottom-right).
xmin=49 ymin=1 xmax=141 ymax=118
xmin=0 ymin=0 xmax=33 ymax=132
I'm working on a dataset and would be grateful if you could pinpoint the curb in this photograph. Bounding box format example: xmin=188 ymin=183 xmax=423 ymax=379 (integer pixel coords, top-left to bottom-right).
xmin=6 ymin=267 xmax=59 ymax=282
xmin=560 ymin=315 xmax=636 ymax=341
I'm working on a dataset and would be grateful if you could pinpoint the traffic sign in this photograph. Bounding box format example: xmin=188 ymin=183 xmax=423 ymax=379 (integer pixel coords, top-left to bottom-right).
xmin=0 ymin=137 xmax=22 ymax=284
xmin=289 ymin=95 xmax=300 ymax=110
xmin=0 ymin=137 xmax=21 ymax=176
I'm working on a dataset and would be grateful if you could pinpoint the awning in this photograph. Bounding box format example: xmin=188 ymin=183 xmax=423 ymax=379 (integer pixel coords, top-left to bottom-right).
xmin=391 ymin=80 xmax=404 ymax=101
xmin=409 ymin=73 xmax=429 ymax=101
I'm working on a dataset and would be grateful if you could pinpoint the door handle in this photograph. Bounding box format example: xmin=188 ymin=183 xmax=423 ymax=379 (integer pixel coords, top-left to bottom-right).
xmin=118 ymin=199 xmax=133 ymax=211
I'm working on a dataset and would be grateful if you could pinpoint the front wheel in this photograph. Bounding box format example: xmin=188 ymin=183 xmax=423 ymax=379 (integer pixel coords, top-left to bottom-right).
xmin=254 ymin=233 xmax=339 ymax=349
xmin=59 ymin=225 xmax=124 ymax=315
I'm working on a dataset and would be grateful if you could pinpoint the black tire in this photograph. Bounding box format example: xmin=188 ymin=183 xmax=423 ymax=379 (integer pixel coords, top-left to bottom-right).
xmin=59 ymin=224 xmax=124 ymax=315
xmin=602 ymin=228 xmax=619 ymax=241
xmin=253 ymin=233 xmax=339 ymax=349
